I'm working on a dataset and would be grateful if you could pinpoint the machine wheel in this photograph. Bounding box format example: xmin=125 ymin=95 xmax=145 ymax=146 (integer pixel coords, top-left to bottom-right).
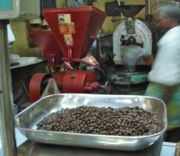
xmin=63 ymin=71 xmax=87 ymax=93
xmin=29 ymin=73 xmax=50 ymax=102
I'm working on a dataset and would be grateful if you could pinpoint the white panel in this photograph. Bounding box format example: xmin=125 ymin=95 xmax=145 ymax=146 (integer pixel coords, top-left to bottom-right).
xmin=0 ymin=0 xmax=20 ymax=19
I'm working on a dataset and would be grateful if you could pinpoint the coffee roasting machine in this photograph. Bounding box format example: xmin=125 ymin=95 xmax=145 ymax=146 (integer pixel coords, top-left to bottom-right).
xmin=95 ymin=0 xmax=159 ymax=95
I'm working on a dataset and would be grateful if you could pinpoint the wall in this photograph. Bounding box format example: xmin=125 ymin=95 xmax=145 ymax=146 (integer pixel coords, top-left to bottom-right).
xmin=10 ymin=21 xmax=40 ymax=56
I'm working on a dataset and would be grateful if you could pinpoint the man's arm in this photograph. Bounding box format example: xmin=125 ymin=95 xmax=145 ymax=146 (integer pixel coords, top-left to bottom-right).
xmin=162 ymin=86 xmax=176 ymax=104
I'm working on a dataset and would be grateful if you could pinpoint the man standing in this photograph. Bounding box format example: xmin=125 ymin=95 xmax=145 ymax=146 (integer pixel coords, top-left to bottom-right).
xmin=145 ymin=3 xmax=180 ymax=142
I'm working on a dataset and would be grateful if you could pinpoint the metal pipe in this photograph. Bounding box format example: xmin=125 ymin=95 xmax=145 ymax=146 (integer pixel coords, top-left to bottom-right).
xmin=148 ymin=0 xmax=152 ymax=15
xmin=0 ymin=21 xmax=17 ymax=156
xmin=145 ymin=0 xmax=149 ymax=17
xmin=117 ymin=0 xmax=121 ymax=6
xmin=145 ymin=0 xmax=152 ymax=16
xmin=156 ymin=0 xmax=160 ymax=9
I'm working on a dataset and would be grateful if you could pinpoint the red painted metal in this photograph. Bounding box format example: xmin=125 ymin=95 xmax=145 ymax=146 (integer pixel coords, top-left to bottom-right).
xmin=62 ymin=71 xmax=100 ymax=93
xmin=84 ymin=71 xmax=100 ymax=92
xmin=67 ymin=46 xmax=73 ymax=64
xmin=63 ymin=71 xmax=87 ymax=92
xmin=30 ymin=71 xmax=100 ymax=97
xmin=29 ymin=73 xmax=47 ymax=102
xmin=30 ymin=31 xmax=61 ymax=67
xmin=43 ymin=7 xmax=106 ymax=61
xmin=84 ymin=81 xmax=100 ymax=92
xmin=85 ymin=71 xmax=97 ymax=82
xmin=52 ymin=73 xmax=64 ymax=89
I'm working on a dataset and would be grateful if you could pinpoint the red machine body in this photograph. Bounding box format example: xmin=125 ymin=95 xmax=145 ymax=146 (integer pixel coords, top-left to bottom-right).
xmin=29 ymin=7 xmax=106 ymax=101
xmin=43 ymin=7 xmax=106 ymax=61
xmin=30 ymin=31 xmax=61 ymax=67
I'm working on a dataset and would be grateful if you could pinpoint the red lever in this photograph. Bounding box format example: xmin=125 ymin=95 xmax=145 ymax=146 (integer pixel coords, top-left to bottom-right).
xmin=67 ymin=46 xmax=73 ymax=65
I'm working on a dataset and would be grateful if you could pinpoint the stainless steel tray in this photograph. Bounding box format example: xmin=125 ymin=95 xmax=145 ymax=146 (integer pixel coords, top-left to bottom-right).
xmin=15 ymin=94 xmax=167 ymax=151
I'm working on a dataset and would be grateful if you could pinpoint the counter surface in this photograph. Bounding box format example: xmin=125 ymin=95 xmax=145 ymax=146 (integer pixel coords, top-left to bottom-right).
xmin=15 ymin=125 xmax=176 ymax=156
xmin=17 ymin=141 xmax=176 ymax=156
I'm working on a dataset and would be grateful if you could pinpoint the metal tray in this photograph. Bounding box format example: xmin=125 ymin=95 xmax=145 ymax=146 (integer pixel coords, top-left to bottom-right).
xmin=15 ymin=94 xmax=167 ymax=151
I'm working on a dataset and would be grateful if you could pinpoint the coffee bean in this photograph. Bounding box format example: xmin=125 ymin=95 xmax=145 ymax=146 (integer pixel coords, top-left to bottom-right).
xmin=37 ymin=106 xmax=162 ymax=136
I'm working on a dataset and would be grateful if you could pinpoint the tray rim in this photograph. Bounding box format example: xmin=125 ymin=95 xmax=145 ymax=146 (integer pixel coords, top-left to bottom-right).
xmin=16 ymin=93 xmax=167 ymax=138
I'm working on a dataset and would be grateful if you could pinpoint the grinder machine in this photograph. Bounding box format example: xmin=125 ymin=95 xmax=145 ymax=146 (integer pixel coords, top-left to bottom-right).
xmin=29 ymin=7 xmax=108 ymax=101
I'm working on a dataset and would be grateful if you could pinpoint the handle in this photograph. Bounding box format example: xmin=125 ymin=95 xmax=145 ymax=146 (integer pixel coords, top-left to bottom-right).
xmin=175 ymin=141 xmax=180 ymax=156
xmin=67 ymin=46 xmax=73 ymax=65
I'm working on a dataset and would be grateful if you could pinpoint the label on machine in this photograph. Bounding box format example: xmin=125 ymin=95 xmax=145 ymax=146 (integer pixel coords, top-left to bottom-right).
xmin=58 ymin=14 xmax=75 ymax=46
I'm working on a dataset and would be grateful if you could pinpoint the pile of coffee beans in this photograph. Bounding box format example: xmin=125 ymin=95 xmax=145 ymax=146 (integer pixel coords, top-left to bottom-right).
xmin=37 ymin=106 xmax=162 ymax=136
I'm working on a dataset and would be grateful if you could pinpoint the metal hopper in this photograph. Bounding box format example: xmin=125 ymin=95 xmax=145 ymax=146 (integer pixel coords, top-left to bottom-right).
xmin=43 ymin=7 xmax=106 ymax=62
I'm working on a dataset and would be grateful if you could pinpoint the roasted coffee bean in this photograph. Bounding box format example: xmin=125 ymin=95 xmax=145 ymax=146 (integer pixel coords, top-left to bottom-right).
xmin=37 ymin=106 xmax=162 ymax=136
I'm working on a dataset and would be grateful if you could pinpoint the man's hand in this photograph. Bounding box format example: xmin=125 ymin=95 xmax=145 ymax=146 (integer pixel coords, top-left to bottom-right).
xmin=163 ymin=86 xmax=176 ymax=104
